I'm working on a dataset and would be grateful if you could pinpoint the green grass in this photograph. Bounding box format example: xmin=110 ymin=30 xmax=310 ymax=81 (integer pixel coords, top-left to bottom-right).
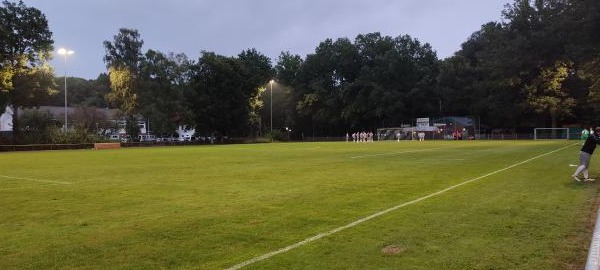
xmin=0 ymin=140 xmax=598 ymax=269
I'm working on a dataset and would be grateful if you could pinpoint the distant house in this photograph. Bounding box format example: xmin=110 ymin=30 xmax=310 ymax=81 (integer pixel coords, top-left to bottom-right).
xmin=1 ymin=105 xmax=84 ymax=132
xmin=0 ymin=105 xmax=194 ymax=141
xmin=0 ymin=105 xmax=13 ymax=132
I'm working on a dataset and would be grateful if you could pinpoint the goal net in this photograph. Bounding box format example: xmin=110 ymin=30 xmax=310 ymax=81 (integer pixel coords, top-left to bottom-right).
xmin=533 ymin=128 xmax=570 ymax=140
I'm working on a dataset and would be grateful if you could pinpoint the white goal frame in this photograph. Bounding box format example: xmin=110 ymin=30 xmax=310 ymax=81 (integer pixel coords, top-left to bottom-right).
xmin=533 ymin=128 xmax=570 ymax=140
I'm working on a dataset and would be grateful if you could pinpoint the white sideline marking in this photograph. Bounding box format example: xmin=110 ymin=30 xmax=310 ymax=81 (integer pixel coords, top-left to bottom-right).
xmin=350 ymin=147 xmax=447 ymax=159
xmin=0 ymin=175 xmax=72 ymax=185
xmin=586 ymin=208 xmax=600 ymax=270
xmin=226 ymin=143 xmax=576 ymax=270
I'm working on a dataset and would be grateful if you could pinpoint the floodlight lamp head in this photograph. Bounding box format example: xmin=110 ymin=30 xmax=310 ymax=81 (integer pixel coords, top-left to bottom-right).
xmin=58 ymin=48 xmax=74 ymax=55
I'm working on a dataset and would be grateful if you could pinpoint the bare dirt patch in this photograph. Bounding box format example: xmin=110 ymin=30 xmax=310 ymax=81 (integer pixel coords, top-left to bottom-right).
xmin=381 ymin=245 xmax=406 ymax=255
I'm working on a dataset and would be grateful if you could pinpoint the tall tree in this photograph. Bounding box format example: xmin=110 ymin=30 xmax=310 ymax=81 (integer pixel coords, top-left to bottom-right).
xmin=237 ymin=49 xmax=272 ymax=136
xmin=106 ymin=66 xmax=138 ymax=139
xmin=446 ymin=22 xmax=521 ymax=127
xmin=139 ymin=50 xmax=192 ymax=137
xmin=524 ymin=61 xmax=576 ymax=128
xmin=288 ymin=32 xmax=440 ymax=137
xmin=569 ymin=0 xmax=600 ymax=123
xmin=295 ymin=37 xmax=360 ymax=135
xmin=187 ymin=52 xmax=239 ymax=137
xmin=103 ymin=28 xmax=144 ymax=70
xmin=436 ymin=0 xmax=600 ymax=130
xmin=346 ymin=33 xmax=399 ymax=128
xmin=187 ymin=50 xmax=271 ymax=138
xmin=273 ymin=52 xmax=304 ymax=134
xmin=103 ymin=28 xmax=144 ymax=139
xmin=0 ymin=0 xmax=54 ymax=143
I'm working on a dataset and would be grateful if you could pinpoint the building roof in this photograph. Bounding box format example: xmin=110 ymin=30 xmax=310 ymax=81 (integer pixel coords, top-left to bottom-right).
xmin=19 ymin=106 xmax=118 ymax=119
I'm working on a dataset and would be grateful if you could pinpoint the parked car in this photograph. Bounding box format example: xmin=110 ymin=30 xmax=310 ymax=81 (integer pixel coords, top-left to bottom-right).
xmin=138 ymin=134 xmax=156 ymax=142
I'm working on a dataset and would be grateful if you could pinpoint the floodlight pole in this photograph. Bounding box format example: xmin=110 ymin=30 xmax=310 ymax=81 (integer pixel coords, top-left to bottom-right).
xmin=270 ymin=79 xmax=274 ymax=142
xmin=58 ymin=48 xmax=74 ymax=132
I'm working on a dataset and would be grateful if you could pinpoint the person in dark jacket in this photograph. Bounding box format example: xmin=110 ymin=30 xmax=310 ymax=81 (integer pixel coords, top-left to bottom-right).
xmin=572 ymin=127 xmax=600 ymax=181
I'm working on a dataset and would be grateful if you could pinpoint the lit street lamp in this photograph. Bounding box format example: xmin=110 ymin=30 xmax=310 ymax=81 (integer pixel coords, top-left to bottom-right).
xmin=57 ymin=48 xmax=74 ymax=131
xmin=269 ymin=79 xmax=274 ymax=142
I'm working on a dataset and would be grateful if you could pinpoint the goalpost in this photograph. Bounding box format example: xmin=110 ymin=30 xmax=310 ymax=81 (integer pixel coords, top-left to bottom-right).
xmin=533 ymin=128 xmax=570 ymax=140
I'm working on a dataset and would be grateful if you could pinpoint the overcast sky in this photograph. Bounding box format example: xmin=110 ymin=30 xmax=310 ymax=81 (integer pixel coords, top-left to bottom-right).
xmin=23 ymin=0 xmax=509 ymax=80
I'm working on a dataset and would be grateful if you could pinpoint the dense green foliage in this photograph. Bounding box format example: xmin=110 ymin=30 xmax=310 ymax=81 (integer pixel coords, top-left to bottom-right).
xmin=4 ymin=0 xmax=600 ymax=142
xmin=138 ymin=50 xmax=192 ymax=137
xmin=46 ymin=75 xmax=110 ymax=108
xmin=284 ymin=33 xmax=439 ymax=135
xmin=0 ymin=0 xmax=54 ymax=143
xmin=186 ymin=49 xmax=272 ymax=137
xmin=0 ymin=141 xmax=596 ymax=269
xmin=103 ymin=0 xmax=600 ymax=138
xmin=103 ymin=28 xmax=145 ymax=140
xmin=441 ymin=0 xmax=600 ymax=129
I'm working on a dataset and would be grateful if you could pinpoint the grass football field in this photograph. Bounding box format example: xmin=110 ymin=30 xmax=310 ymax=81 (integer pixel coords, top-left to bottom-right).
xmin=0 ymin=140 xmax=598 ymax=269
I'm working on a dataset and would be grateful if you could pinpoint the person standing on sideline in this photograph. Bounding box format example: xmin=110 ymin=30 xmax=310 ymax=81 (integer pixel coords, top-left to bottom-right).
xmin=572 ymin=127 xmax=600 ymax=181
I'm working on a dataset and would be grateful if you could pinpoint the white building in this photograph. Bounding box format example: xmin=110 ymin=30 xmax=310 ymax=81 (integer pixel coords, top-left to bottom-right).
xmin=0 ymin=106 xmax=13 ymax=132
xmin=0 ymin=105 xmax=194 ymax=141
xmin=175 ymin=125 xmax=195 ymax=141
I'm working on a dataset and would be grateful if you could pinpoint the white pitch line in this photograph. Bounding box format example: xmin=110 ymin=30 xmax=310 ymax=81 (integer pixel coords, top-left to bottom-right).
xmin=0 ymin=183 xmax=65 ymax=191
xmin=350 ymin=147 xmax=448 ymax=159
xmin=410 ymin=159 xmax=466 ymax=164
xmin=586 ymin=208 xmax=600 ymax=270
xmin=226 ymin=143 xmax=576 ymax=270
xmin=0 ymin=175 xmax=72 ymax=185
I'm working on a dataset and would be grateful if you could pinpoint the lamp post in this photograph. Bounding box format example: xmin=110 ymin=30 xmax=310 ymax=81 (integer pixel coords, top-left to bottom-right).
xmin=269 ymin=79 xmax=274 ymax=142
xmin=57 ymin=48 xmax=74 ymax=131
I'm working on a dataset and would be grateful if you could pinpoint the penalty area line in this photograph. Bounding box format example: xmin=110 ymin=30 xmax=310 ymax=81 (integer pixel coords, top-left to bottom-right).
xmin=0 ymin=175 xmax=72 ymax=185
xmin=226 ymin=143 xmax=575 ymax=270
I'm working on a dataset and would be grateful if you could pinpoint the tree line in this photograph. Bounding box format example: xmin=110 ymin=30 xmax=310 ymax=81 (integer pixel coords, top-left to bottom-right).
xmin=1 ymin=0 xmax=599 ymax=144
